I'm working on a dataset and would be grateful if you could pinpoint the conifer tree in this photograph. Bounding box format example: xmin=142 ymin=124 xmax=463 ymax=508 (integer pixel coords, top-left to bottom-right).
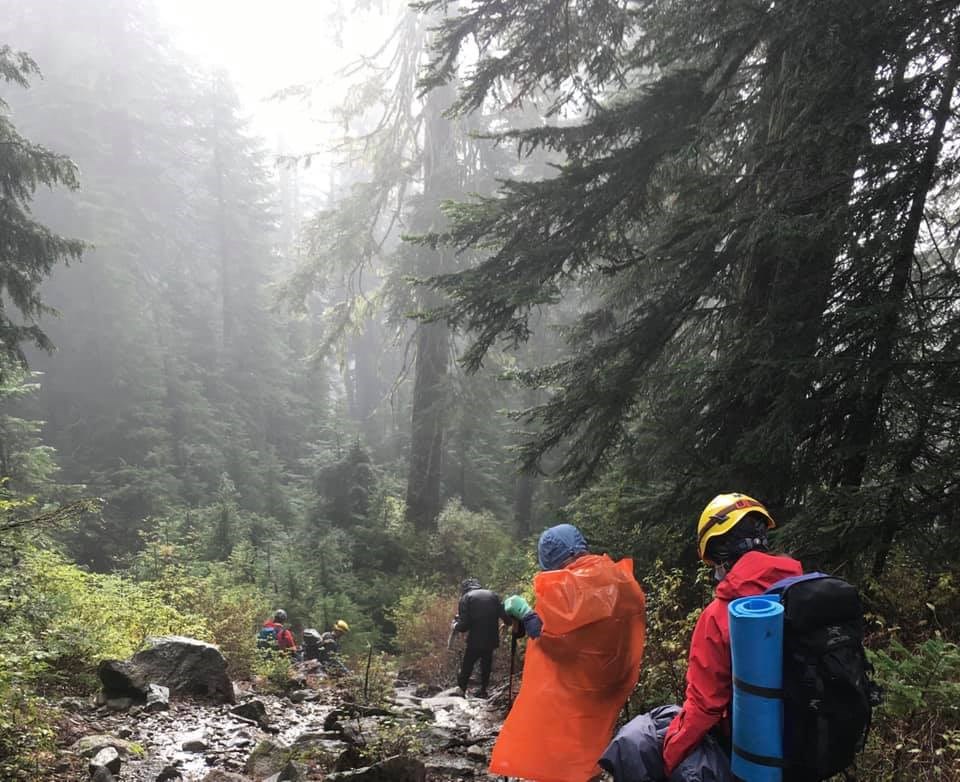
xmin=415 ymin=0 xmax=960 ymax=572
xmin=0 ymin=45 xmax=82 ymax=366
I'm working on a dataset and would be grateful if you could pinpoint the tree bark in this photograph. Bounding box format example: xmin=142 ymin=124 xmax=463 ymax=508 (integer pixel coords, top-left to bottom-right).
xmin=405 ymin=55 xmax=459 ymax=530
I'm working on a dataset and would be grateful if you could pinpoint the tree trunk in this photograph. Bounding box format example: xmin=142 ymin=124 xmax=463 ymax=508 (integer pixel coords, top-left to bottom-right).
xmin=405 ymin=68 xmax=459 ymax=530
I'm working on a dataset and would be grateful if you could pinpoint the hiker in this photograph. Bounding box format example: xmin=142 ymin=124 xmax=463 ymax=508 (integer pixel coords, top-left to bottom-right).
xmin=315 ymin=619 xmax=350 ymax=674
xmin=258 ymin=609 xmax=298 ymax=654
xmin=661 ymin=493 xmax=801 ymax=774
xmin=320 ymin=619 xmax=350 ymax=657
xmin=490 ymin=523 xmax=646 ymax=782
xmin=452 ymin=578 xmax=507 ymax=698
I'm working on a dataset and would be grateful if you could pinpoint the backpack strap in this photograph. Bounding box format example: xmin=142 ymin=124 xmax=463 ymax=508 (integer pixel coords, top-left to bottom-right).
xmin=765 ymin=571 xmax=830 ymax=597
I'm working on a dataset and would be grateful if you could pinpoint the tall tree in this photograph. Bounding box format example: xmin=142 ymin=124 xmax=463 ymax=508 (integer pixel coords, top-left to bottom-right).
xmin=0 ymin=45 xmax=81 ymax=366
xmin=416 ymin=0 xmax=960 ymax=572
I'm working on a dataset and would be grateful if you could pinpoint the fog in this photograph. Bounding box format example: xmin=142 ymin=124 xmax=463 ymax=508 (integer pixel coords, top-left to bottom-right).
xmin=1 ymin=7 xmax=958 ymax=752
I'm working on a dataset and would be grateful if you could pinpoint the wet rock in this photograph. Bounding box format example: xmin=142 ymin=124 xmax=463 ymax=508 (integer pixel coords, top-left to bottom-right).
xmin=145 ymin=683 xmax=170 ymax=712
xmin=131 ymin=636 xmax=235 ymax=703
xmin=292 ymin=730 xmax=342 ymax=745
xmin=325 ymin=756 xmax=426 ymax=782
xmin=71 ymin=734 xmax=141 ymax=758
xmin=465 ymin=745 xmax=487 ymax=762
xmin=89 ymin=746 xmax=122 ymax=775
xmin=263 ymin=760 xmax=307 ymax=781
xmin=418 ymin=726 xmax=459 ymax=753
xmin=325 ymin=705 xmax=394 ymax=732
xmin=230 ymin=699 xmax=270 ymax=729
xmin=228 ymin=731 xmax=254 ymax=748
xmin=333 ymin=744 xmax=364 ymax=772
xmin=324 ymin=710 xmax=342 ymax=732
xmin=156 ymin=764 xmax=183 ymax=781
xmin=201 ymin=772 xmax=251 ymax=782
xmin=425 ymin=756 xmax=476 ymax=778
xmin=341 ymin=723 xmax=365 ymax=746
xmin=181 ymin=729 xmax=209 ymax=752
xmin=288 ymin=689 xmax=314 ymax=704
xmin=244 ymin=739 xmax=293 ymax=779
xmin=91 ymin=768 xmax=117 ymax=782
xmin=98 ymin=659 xmax=149 ymax=699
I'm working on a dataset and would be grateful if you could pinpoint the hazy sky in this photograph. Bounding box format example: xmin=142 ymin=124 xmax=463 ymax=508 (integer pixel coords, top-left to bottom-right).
xmin=158 ymin=0 xmax=396 ymax=156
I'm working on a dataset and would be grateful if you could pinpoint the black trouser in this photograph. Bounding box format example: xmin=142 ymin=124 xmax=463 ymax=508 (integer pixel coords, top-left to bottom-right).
xmin=458 ymin=646 xmax=493 ymax=691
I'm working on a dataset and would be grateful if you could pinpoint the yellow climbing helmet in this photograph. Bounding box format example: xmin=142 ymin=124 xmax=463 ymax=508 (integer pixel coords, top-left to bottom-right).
xmin=697 ymin=492 xmax=776 ymax=564
xmin=334 ymin=619 xmax=350 ymax=633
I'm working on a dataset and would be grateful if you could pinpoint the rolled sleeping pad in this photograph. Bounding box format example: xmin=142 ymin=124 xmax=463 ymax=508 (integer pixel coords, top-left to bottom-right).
xmin=729 ymin=595 xmax=784 ymax=782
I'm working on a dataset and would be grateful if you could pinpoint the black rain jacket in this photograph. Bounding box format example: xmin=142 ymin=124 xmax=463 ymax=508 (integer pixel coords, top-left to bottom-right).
xmin=455 ymin=588 xmax=506 ymax=651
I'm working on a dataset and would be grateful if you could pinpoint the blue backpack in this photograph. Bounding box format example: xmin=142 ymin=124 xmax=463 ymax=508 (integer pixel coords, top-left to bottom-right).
xmin=257 ymin=624 xmax=279 ymax=650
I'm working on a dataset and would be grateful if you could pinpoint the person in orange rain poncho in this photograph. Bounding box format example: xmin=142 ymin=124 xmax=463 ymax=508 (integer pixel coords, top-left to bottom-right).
xmin=490 ymin=524 xmax=646 ymax=782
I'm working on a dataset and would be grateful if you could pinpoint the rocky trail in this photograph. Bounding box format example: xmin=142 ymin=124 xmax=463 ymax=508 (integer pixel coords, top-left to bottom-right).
xmin=52 ymin=637 xmax=509 ymax=782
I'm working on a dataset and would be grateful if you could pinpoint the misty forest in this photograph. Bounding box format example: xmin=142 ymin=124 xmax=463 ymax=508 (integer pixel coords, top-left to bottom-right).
xmin=1 ymin=0 xmax=959 ymax=780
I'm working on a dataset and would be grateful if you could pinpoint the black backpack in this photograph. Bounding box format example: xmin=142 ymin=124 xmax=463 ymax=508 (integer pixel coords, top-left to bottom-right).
xmin=766 ymin=573 xmax=880 ymax=782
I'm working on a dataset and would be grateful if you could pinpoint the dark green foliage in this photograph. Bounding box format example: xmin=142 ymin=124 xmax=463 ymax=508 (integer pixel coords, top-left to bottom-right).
xmin=0 ymin=45 xmax=82 ymax=364
xmin=415 ymin=0 xmax=960 ymax=577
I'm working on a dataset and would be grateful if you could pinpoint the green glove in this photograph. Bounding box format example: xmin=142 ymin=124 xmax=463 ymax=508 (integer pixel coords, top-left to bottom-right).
xmin=504 ymin=594 xmax=532 ymax=620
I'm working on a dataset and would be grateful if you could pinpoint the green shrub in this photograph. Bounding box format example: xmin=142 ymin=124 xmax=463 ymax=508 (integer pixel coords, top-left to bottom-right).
xmin=631 ymin=559 xmax=705 ymax=712
xmin=859 ymin=636 xmax=960 ymax=781
xmin=430 ymin=500 xmax=513 ymax=586
xmin=252 ymin=649 xmax=296 ymax=693
xmin=358 ymin=719 xmax=424 ymax=764
xmin=0 ymin=686 xmax=57 ymax=781
xmin=342 ymin=648 xmax=396 ymax=706
xmin=388 ymin=587 xmax=460 ymax=687
xmin=189 ymin=580 xmax=267 ymax=679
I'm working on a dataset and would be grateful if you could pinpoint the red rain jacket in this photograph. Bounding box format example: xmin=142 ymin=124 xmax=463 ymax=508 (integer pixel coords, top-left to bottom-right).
xmin=263 ymin=620 xmax=297 ymax=652
xmin=662 ymin=551 xmax=802 ymax=773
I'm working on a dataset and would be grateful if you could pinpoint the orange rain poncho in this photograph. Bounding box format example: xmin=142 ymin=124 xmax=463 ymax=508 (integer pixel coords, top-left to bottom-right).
xmin=489 ymin=553 xmax=646 ymax=782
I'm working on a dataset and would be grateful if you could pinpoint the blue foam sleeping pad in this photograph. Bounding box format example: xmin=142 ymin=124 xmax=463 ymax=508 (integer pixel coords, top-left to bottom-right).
xmin=729 ymin=595 xmax=784 ymax=782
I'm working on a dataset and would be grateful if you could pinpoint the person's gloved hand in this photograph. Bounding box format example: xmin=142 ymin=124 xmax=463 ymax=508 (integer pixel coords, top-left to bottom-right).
xmin=504 ymin=595 xmax=542 ymax=639
xmin=504 ymin=595 xmax=532 ymax=619
xmin=521 ymin=611 xmax=543 ymax=639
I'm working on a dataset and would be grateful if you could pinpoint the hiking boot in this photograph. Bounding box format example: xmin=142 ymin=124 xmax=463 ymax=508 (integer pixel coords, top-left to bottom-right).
xmin=474 ymin=689 xmax=488 ymax=699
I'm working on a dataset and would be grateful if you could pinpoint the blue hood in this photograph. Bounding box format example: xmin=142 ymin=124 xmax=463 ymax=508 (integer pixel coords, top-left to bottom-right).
xmin=538 ymin=524 xmax=588 ymax=570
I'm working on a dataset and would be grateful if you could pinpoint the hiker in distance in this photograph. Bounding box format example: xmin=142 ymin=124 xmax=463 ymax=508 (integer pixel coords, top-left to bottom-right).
xmin=452 ymin=577 xmax=508 ymax=698
xmin=257 ymin=609 xmax=298 ymax=655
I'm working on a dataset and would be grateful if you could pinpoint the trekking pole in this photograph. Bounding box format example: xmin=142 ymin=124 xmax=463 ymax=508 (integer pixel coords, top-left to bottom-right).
xmin=507 ymin=621 xmax=519 ymax=710
xmin=363 ymin=643 xmax=373 ymax=702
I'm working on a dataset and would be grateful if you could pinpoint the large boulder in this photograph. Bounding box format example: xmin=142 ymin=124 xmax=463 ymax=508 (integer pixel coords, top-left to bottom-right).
xmin=99 ymin=636 xmax=234 ymax=704
xmin=97 ymin=660 xmax=148 ymax=699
